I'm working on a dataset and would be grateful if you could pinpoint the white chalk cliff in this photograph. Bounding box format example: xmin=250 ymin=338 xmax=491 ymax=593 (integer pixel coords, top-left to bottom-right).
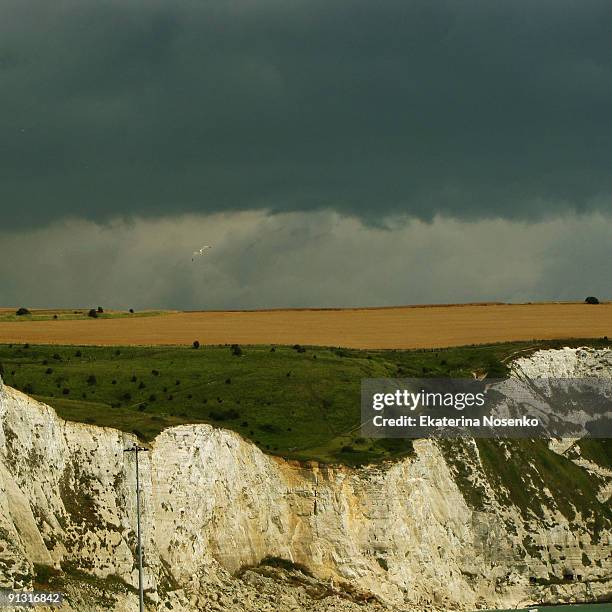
xmin=0 ymin=348 xmax=610 ymax=611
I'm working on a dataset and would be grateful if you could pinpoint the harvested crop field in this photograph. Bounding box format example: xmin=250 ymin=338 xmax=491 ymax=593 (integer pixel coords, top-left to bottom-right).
xmin=0 ymin=302 xmax=610 ymax=349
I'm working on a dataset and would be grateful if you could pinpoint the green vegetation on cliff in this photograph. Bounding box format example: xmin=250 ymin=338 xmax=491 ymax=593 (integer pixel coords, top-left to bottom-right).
xmin=0 ymin=338 xmax=609 ymax=465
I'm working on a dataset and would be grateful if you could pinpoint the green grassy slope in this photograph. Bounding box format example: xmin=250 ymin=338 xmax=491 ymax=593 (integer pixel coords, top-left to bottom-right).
xmin=438 ymin=437 xmax=611 ymax=543
xmin=0 ymin=338 xmax=609 ymax=465
xmin=0 ymin=309 xmax=169 ymax=322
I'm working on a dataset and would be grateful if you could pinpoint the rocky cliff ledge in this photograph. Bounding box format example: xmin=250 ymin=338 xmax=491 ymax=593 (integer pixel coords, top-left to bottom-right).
xmin=0 ymin=348 xmax=610 ymax=611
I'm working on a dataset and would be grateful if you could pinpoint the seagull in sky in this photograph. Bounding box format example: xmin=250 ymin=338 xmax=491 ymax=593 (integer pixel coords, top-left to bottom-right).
xmin=192 ymin=245 xmax=212 ymax=261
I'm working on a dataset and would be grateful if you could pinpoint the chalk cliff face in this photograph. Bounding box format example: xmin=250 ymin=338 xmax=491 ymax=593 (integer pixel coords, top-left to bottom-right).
xmin=0 ymin=348 xmax=610 ymax=611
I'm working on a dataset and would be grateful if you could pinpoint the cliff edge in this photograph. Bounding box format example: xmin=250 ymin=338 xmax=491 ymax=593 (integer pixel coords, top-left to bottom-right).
xmin=0 ymin=348 xmax=610 ymax=611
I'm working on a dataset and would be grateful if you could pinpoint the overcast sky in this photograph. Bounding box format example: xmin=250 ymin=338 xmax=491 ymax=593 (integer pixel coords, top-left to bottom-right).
xmin=1 ymin=0 xmax=610 ymax=309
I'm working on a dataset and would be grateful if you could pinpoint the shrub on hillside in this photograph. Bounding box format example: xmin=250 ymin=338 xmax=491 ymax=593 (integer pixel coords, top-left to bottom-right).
xmin=585 ymin=296 xmax=600 ymax=304
xmin=209 ymin=408 xmax=240 ymax=421
xmin=97 ymin=306 xmax=104 ymax=313
xmin=16 ymin=307 xmax=30 ymax=316
xmin=231 ymin=344 xmax=243 ymax=356
xmin=87 ymin=309 xmax=98 ymax=318
xmin=192 ymin=340 xmax=200 ymax=349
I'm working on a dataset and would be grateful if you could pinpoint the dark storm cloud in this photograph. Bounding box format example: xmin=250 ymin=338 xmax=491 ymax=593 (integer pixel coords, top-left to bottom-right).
xmin=1 ymin=0 xmax=612 ymax=227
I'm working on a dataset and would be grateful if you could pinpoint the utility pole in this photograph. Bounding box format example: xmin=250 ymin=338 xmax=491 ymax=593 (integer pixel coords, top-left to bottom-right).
xmin=124 ymin=444 xmax=148 ymax=612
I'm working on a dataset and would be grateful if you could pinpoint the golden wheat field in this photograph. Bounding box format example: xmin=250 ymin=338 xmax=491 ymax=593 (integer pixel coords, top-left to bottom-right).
xmin=0 ymin=302 xmax=610 ymax=349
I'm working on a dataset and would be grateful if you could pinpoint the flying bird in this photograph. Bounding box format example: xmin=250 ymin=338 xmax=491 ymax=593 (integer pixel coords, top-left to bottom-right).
xmin=192 ymin=245 xmax=212 ymax=261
